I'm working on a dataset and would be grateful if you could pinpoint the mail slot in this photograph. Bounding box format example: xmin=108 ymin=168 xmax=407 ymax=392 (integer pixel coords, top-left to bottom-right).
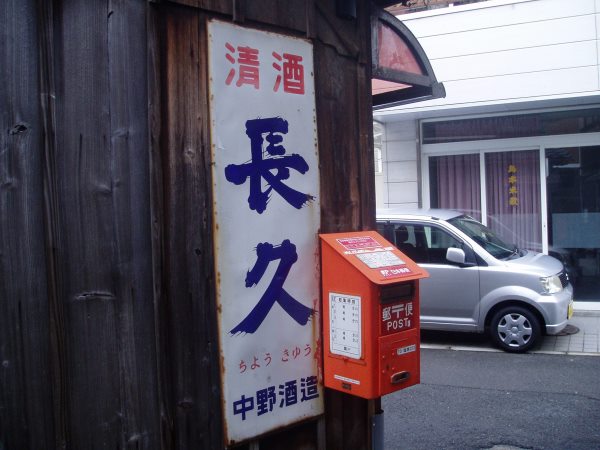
xmin=319 ymin=231 xmax=429 ymax=399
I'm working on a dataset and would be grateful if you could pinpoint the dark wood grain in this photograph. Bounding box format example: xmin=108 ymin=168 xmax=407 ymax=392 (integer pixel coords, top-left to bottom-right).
xmin=1 ymin=1 xmax=378 ymax=448
xmin=0 ymin=1 xmax=55 ymax=448
xmin=157 ymin=5 xmax=223 ymax=449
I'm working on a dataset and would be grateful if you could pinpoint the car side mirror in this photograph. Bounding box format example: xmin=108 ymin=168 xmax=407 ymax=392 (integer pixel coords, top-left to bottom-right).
xmin=446 ymin=247 xmax=466 ymax=265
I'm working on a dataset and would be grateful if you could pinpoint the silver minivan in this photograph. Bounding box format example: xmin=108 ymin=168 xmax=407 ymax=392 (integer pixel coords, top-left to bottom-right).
xmin=377 ymin=208 xmax=574 ymax=353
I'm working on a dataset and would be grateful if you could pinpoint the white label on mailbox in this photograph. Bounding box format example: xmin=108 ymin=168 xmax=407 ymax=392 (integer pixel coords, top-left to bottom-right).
xmin=356 ymin=250 xmax=405 ymax=269
xmin=329 ymin=293 xmax=362 ymax=359
xmin=333 ymin=374 xmax=361 ymax=385
xmin=397 ymin=344 xmax=417 ymax=355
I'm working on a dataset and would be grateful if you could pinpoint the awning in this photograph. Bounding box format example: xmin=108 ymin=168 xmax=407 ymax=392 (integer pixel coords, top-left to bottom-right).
xmin=371 ymin=6 xmax=445 ymax=109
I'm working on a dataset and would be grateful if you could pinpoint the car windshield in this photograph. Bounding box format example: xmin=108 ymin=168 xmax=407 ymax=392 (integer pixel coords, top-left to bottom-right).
xmin=448 ymin=215 xmax=517 ymax=260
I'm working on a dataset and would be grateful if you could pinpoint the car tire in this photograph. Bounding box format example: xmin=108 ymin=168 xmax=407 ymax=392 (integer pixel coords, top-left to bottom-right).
xmin=489 ymin=306 xmax=541 ymax=353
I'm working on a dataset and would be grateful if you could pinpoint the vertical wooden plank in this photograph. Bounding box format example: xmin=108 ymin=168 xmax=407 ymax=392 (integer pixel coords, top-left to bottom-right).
xmin=107 ymin=0 xmax=161 ymax=448
xmin=147 ymin=2 xmax=173 ymax=448
xmin=315 ymin=40 xmax=363 ymax=233
xmin=260 ymin=420 xmax=318 ymax=450
xmin=44 ymin=0 xmax=159 ymax=447
xmin=356 ymin=0 xmax=376 ymax=231
xmin=314 ymin=1 xmax=375 ymax=449
xmin=37 ymin=0 xmax=69 ymax=446
xmin=51 ymin=1 xmax=120 ymax=445
xmin=243 ymin=0 xmax=307 ymax=30
xmin=157 ymin=5 xmax=223 ymax=449
xmin=0 ymin=1 xmax=55 ymax=448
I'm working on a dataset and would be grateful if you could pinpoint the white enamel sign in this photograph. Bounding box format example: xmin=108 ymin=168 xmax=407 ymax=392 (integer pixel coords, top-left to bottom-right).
xmin=208 ymin=20 xmax=323 ymax=444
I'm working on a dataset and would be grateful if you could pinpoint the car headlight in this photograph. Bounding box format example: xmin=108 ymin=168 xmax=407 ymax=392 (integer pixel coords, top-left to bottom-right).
xmin=540 ymin=274 xmax=563 ymax=294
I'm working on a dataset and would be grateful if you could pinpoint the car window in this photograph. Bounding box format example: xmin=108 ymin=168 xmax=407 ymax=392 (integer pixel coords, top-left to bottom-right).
xmin=377 ymin=221 xmax=473 ymax=265
xmin=448 ymin=215 xmax=516 ymax=260
xmin=377 ymin=222 xmax=422 ymax=262
xmin=423 ymin=225 xmax=463 ymax=264
xmin=377 ymin=222 xmax=394 ymax=243
xmin=376 ymin=222 xmax=429 ymax=263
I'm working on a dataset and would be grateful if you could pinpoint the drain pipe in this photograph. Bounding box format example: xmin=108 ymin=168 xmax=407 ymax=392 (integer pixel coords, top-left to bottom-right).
xmin=372 ymin=399 xmax=384 ymax=450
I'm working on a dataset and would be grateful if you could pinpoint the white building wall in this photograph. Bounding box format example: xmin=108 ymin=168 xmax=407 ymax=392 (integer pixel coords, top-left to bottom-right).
xmin=380 ymin=120 xmax=419 ymax=208
xmin=375 ymin=0 xmax=600 ymax=206
xmin=378 ymin=0 xmax=600 ymax=117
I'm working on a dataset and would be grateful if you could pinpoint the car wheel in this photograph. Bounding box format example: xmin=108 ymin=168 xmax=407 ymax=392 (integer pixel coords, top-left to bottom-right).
xmin=489 ymin=306 xmax=541 ymax=353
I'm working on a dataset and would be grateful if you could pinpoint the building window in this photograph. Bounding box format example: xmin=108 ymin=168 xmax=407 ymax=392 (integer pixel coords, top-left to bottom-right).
xmin=422 ymin=108 xmax=600 ymax=144
xmin=546 ymin=146 xmax=600 ymax=300
xmin=484 ymin=150 xmax=542 ymax=253
xmin=429 ymin=154 xmax=481 ymax=221
xmin=424 ymin=133 xmax=600 ymax=300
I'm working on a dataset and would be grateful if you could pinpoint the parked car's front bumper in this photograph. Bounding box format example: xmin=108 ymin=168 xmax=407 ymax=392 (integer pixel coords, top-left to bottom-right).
xmin=539 ymin=284 xmax=574 ymax=335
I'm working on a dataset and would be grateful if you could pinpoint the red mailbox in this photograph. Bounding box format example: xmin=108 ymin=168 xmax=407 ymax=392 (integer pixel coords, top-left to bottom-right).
xmin=320 ymin=231 xmax=428 ymax=399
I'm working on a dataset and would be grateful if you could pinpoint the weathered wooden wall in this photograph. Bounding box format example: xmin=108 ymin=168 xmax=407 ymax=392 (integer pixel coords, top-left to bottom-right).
xmin=1 ymin=1 xmax=54 ymax=448
xmin=2 ymin=0 xmax=161 ymax=448
xmin=0 ymin=1 xmax=376 ymax=448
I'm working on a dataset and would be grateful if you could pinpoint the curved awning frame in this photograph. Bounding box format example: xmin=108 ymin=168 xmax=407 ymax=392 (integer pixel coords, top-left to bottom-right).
xmin=371 ymin=6 xmax=445 ymax=109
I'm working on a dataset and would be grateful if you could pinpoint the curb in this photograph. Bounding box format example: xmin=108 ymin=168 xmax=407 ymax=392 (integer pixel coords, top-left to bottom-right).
xmin=421 ymin=344 xmax=600 ymax=357
xmin=572 ymin=310 xmax=600 ymax=317
xmin=573 ymin=301 xmax=600 ymax=315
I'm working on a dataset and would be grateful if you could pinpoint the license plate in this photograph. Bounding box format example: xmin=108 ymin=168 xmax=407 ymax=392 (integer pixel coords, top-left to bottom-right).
xmin=567 ymin=300 xmax=574 ymax=319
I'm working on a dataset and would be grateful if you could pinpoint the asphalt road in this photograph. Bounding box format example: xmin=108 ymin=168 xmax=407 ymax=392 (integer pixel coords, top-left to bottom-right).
xmin=382 ymin=349 xmax=600 ymax=450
